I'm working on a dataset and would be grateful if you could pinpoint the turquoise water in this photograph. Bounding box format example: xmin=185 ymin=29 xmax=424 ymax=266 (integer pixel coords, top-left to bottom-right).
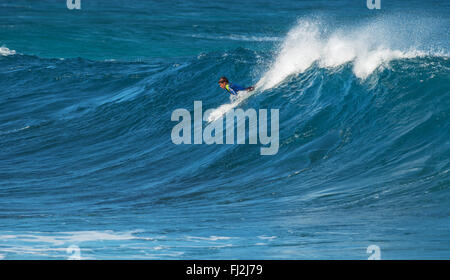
xmin=0 ymin=0 xmax=449 ymax=259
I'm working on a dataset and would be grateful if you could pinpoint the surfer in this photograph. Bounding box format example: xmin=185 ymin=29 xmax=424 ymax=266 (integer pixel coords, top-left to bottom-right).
xmin=218 ymin=77 xmax=254 ymax=96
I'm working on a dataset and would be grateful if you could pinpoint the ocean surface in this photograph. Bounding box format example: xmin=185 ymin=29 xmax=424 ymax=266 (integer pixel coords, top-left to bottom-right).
xmin=0 ymin=0 xmax=449 ymax=259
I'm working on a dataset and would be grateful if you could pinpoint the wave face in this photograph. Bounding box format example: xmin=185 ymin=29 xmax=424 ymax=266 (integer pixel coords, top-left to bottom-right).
xmin=0 ymin=0 xmax=449 ymax=259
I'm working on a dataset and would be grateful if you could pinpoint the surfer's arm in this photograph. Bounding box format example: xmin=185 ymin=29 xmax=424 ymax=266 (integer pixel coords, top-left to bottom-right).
xmin=232 ymin=84 xmax=255 ymax=92
xmin=230 ymin=84 xmax=246 ymax=92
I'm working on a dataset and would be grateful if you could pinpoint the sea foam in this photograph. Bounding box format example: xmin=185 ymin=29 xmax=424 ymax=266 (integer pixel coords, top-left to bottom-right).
xmin=0 ymin=46 xmax=16 ymax=56
xmin=256 ymin=18 xmax=435 ymax=90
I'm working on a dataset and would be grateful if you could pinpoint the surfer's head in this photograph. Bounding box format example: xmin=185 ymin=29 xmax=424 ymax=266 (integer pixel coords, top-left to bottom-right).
xmin=218 ymin=76 xmax=229 ymax=89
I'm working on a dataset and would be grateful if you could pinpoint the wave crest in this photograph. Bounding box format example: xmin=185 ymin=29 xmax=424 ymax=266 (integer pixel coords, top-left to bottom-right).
xmin=256 ymin=18 xmax=443 ymax=90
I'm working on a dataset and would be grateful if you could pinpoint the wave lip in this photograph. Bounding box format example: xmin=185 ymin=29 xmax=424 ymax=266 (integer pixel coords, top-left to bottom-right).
xmin=255 ymin=18 xmax=444 ymax=90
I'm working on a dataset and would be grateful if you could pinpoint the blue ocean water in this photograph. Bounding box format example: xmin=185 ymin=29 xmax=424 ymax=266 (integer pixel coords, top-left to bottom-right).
xmin=0 ymin=0 xmax=449 ymax=259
